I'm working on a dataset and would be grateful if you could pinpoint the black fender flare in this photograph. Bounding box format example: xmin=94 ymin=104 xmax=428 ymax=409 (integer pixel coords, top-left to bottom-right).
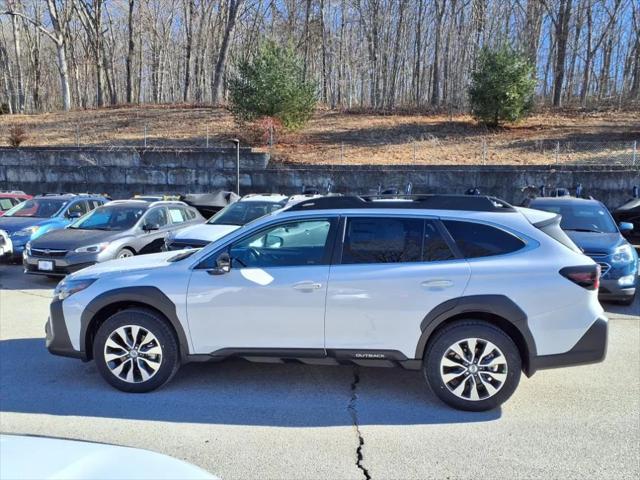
xmin=80 ymin=286 xmax=191 ymax=360
xmin=414 ymin=294 xmax=538 ymax=375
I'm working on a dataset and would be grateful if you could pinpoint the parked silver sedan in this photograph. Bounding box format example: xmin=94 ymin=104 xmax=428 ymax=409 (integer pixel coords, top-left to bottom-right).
xmin=23 ymin=200 xmax=204 ymax=276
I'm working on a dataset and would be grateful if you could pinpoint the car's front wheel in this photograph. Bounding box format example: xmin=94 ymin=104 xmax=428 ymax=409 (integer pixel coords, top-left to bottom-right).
xmin=424 ymin=320 xmax=521 ymax=411
xmin=93 ymin=308 xmax=180 ymax=392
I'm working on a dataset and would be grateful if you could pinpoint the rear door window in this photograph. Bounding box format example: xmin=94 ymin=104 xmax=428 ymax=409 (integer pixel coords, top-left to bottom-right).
xmin=341 ymin=217 xmax=455 ymax=264
xmin=168 ymin=207 xmax=187 ymax=224
xmin=443 ymin=220 xmax=525 ymax=258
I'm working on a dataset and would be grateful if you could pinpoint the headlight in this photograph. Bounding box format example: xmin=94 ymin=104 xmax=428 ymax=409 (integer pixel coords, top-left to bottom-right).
xmin=74 ymin=242 xmax=109 ymax=254
xmin=611 ymin=244 xmax=634 ymax=264
xmin=13 ymin=226 xmax=39 ymax=237
xmin=617 ymin=275 xmax=636 ymax=287
xmin=54 ymin=278 xmax=96 ymax=300
xmin=25 ymin=241 xmax=31 ymax=255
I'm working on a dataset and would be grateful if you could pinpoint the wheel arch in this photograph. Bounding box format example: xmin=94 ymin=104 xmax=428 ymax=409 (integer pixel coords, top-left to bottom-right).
xmin=80 ymin=287 xmax=190 ymax=361
xmin=415 ymin=295 xmax=538 ymax=376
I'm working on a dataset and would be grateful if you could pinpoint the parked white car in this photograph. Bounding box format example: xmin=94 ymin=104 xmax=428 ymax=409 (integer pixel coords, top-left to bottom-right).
xmin=0 ymin=434 xmax=216 ymax=480
xmin=45 ymin=194 xmax=607 ymax=411
xmin=164 ymin=193 xmax=289 ymax=251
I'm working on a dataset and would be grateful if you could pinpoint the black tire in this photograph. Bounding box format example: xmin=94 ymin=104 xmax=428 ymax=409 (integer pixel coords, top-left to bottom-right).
xmin=93 ymin=308 xmax=180 ymax=393
xmin=423 ymin=320 xmax=521 ymax=412
xmin=115 ymin=247 xmax=135 ymax=260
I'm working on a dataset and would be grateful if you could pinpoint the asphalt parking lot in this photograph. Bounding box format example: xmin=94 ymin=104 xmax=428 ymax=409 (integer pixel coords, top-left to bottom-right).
xmin=1 ymin=263 xmax=638 ymax=479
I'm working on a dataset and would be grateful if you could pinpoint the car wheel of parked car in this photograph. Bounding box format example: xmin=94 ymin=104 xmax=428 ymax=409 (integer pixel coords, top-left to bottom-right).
xmin=424 ymin=320 xmax=521 ymax=411
xmin=116 ymin=248 xmax=135 ymax=259
xmin=93 ymin=308 xmax=180 ymax=393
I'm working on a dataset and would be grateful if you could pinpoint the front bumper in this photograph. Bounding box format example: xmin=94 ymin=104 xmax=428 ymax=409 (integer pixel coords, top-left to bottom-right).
xmin=24 ymin=251 xmax=98 ymax=277
xmin=530 ymin=316 xmax=608 ymax=373
xmin=599 ymin=278 xmax=636 ymax=302
xmin=46 ymin=298 xmax=85 ymax=360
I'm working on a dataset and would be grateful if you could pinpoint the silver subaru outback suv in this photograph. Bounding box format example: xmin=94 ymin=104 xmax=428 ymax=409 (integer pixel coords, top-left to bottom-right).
xmin=45 ymin=195 xmax=607 ymax=411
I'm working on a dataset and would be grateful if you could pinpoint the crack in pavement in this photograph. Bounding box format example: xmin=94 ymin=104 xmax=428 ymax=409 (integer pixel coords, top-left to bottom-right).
xmin=348 ymin=367 xmax=371 ymax=480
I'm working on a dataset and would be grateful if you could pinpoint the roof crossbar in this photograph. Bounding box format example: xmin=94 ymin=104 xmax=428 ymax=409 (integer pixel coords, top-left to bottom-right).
xmin=286 ymin=194 xmax=515 ymax=213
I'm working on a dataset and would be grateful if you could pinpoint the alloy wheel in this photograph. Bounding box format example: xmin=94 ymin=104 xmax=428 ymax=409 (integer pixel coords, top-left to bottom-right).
xmin=439 ymin=337 xmax=508 ymax=401
xmin=103 ymin=325 xmax=163 ymax=383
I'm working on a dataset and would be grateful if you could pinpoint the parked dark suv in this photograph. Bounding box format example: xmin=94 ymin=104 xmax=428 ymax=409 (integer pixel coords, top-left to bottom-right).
xmin=530 ymin=197 xmax=638 ymax=305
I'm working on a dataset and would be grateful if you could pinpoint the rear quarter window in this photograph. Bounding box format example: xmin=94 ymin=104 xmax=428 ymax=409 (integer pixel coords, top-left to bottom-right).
xmin=443 ymin=220 xmax=525 ymax=258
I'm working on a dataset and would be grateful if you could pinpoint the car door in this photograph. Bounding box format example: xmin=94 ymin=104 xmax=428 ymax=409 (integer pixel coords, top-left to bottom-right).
xmin=138 ymin=207 xmax=171 ymax=253
xmin=324 ymin=216 xmax=471 ymax=359
xmin=186 ymin=216 xmax=338 ymax=354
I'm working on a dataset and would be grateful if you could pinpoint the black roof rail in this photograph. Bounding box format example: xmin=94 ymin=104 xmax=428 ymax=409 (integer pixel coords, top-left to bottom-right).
xmin=286 ymin=194 xmax=515 ymax=213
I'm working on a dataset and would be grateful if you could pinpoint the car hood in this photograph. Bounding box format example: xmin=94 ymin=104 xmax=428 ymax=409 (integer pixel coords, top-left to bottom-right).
xmin=30 ymin=228 xmax=120 ymax=250
xmin=0 ymin=434 xmax=216 ymax=480
xmin=70 ymin=250 xmax=186 ymax=279
xmin=173 ymin=223 xmax=240 ymax=242
xmin=0 ymin=217 xmax=50 ymax=234
xmin=565 ymin=231 xmax=624 ymax=254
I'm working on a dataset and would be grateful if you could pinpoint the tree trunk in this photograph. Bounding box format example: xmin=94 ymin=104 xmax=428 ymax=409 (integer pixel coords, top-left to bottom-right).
xmin=552 ymin=0 xmax=572 ymax=107
xmin=183 ymin=0 xmax=194 ymax=102
xmin=8 ymin=1 xmax=24 ymax=112
xmin=126 ymin=0 xmax=135 ymax=104
xmin=431 ymin=0 xmax=446 ymax=107
xmin=212 ymin=0 xmax=243 ymax=104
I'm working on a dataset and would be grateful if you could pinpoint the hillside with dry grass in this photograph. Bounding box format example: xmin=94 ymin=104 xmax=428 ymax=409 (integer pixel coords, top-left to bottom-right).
xmin=1 ymin=106 xmax=638 ymax=166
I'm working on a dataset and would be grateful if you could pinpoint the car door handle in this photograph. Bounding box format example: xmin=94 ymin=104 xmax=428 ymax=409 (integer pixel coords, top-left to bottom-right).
xmin=293 ymin=281 xmax=323 ymax=291
xmin=421 ymin=280 xmax=454 ymax=288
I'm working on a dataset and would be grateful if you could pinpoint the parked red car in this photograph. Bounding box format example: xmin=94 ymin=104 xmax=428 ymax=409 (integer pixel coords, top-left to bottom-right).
xmin=0 ymin=191 xmax=32 ymax=216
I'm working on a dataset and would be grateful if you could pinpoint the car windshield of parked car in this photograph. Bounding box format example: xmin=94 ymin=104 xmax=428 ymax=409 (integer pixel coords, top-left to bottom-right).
xmin=532 ymin=202 xmax=618 ymax=233
xmin=206 ymin=201 xmax=283 ymax=226
xmin=69 ymin=205 xmax=145 ymax=231
xmin=3 ymin=198 xmax=66 ymax=218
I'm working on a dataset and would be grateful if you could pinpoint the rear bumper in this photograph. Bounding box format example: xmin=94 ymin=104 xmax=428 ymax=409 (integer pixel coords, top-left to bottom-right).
xmin=530 ymin=316 xmax=608 ymax=373
xmin=45 ymin=298 xmax=85 ymax=360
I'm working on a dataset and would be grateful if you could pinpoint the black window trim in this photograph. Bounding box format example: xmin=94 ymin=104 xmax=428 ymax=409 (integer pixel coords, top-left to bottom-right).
xmin=337 ymin=214 xmax=462 ymax=266
xmin=194 ymin=215 xmax=341 ymax=270
xmin=440 ymin=217 xmax=530 ymax=259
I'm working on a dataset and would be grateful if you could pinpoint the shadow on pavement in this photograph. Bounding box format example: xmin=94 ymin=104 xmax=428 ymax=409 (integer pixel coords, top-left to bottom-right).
xmin=0 ymin=337 xmax=500 ymax=427
xmin=0 ymin=264 xmax=59 ymax=291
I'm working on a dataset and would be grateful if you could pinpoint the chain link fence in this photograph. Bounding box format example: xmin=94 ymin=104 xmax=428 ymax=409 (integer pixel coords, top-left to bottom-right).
xmin=268 ymin=139 xmax=640 ymax=167
xmin=48 ymin=122 xmax=640 ymax=167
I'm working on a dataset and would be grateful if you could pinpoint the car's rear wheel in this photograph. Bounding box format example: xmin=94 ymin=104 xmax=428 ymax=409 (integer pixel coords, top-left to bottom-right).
xmin=424 ymin=320 xmax=521 ymax=411
xmin=93 ymin=308 xmax=180 ymax=393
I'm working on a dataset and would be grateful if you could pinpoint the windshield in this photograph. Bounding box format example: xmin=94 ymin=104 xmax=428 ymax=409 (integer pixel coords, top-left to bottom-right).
xmin=207 ymin=201 xmax=284 ymax=226
xmin=3 ymin=198 xmax=66 ymax=218
xmin=69 ymin=205 xmax=146 ymax=231
xmin=531 ymin=202 xmax=618 ymax=234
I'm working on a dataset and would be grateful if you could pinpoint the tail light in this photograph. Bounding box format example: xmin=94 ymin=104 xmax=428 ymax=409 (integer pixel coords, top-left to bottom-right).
xmin=560 ymin=265 xmax=601 ymax=290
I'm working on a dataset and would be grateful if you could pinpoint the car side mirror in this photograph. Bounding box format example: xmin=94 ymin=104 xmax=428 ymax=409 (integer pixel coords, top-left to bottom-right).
xmin=208 ymin=252 xmax=231 ymax=275
xmin=67 ymin=211 xmax=82 ymax=219
xmin=143 ymin=223 xmax=160 ymax=232
xmin=619 ymin=222 xmax=634 ymax=232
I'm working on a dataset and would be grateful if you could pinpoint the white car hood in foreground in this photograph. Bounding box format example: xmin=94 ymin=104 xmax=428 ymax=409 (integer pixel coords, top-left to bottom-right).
xmin=0 ymin=435 xmax=217 ymax=480
xmin=174 ymin=223 xmax=240 ymax=242
xmin=70 ymin=250 xmax=184 ymax=278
